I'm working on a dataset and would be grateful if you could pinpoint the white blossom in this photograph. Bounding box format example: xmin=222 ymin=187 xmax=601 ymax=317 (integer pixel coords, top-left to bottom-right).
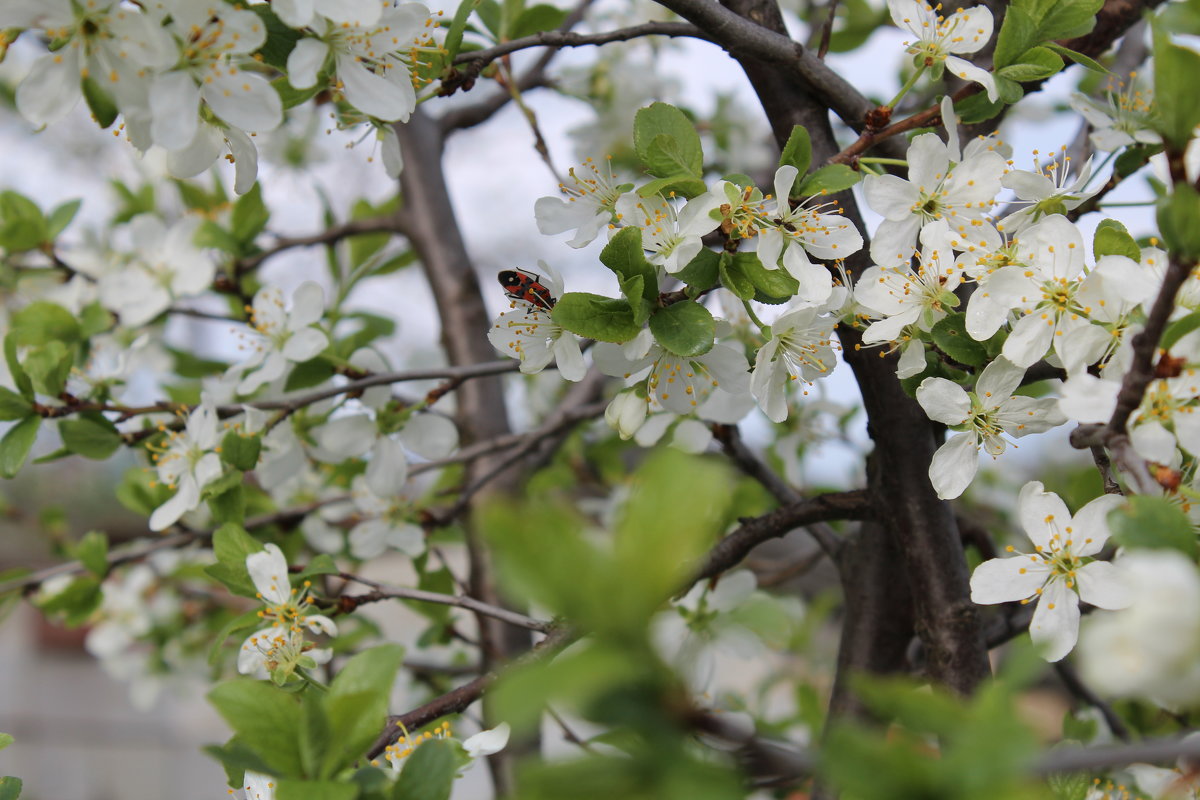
xmin=615 ymin=193 xmax=721 ymax=274
xmin=149 ymin=398 xmax=223 ymax=531
xmin=535 ymin=156 xmax=630 ymax=248
xmin=888 ymin=0 xmax=998 ymax=101
xmin=970 ymin=482 xmax=1131 ymax=662
xmin=229 ymin=282 xmax=329 ymax=395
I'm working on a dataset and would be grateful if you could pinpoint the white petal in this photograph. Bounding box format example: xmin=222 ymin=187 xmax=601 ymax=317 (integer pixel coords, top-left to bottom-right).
xmin=244 ymin=545 xmax=289 ymax=606
xmin=399 ymin=414 xmax=458 ymax=459
xmin=1070 ymin=493 xmax=1124 ymax=556
xmin=224 ymin=125 xmax=261 ymax=196
xmin=366 ymin=437 xmax=408 ymax=497
xmin=290 ymin=282 xmax=326 ymax=327
xmin=1076 ymin=561 xmax=1131 ymax=610
xmin=202 ymin=72 xmax=282 ymax=133
xmin=971 ymin=556 xmax=1050 ymax=604
xmin=916 ymin=378 xmax=970 ymax=425
xmin=16 ymin=50 xmax=81 ymax=126
xmin=336 ymin=55 xmax=414 ymax=122
xmin=287 ymin=38 xmax=328 ymax=89
xmin=463 ymin=723 xmax=511 ymax=758
xmin=1018 ymin=481 xmax=1072 ymax=552
xmin=928 ymin=432 xmax=979 ymax=499
xmin=150 ymin=71 xmax=201 ymax=151
xmin=1029 ymin=580 xmax=1080 ymax=662
xmin=282 ymin=328 xmax=328 ymax=362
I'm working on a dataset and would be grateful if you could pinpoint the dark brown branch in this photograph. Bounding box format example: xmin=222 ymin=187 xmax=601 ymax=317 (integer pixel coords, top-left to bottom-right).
xmin=366 ymin=626 xmax=578 ymax=760
xmin=1031 ymin=734 xmax=1200 ymax=776
xmin=693 ymin=490 xmax=868 ymax=583
xmin=1054 ymin=659 xmax=1132 ymax=742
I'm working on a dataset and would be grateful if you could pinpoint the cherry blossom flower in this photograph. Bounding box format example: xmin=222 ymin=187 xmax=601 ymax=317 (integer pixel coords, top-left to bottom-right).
xmin=347 ymin=476 xmax=426 ymax=560
xmin=888 ymin=0 xmax=998 ymax=99
xmin=751 ymin=165 xmax=863 ymax=304
xmin=917 ymin=357 xmax=1065 ymax=499
xmin=594 ymin=339 xmax=751 ymax=416
xmin=2 ymin=0 xmax=175 ymax=127
xmin=615 ymin=193 xmax=721 ymax=274
xmin=856 ymin=219 xmax=962 ymax=346
xmin=285 ymin=3 xmax=438 ymax=123
xmin=148 ymin=397 xmax=223 ymax=531
xmin=999 ymin=148 xmax=1101 ymax=232
xmin=488 ymin=262 xmax=584 ymax=380
xmin=240 ymin=772 xmax=277 ymax=800
xmin=970 ymin=482 xmax=1131 ymax=662
xmin=535 ymin=156 xmax=630 ymax=248
xmin=863 ymin=132 xmax=1006 ymax=267
xmin=238 ymin=544 xmax=338 ymax=679
xmin=1070 ymin=75 xmax=1158 ymax=152
xmin=751 ymin=304 xmax=840 ymax=423
xmin=91 ymin=215 xmax=215 ymax=327
xmin=1078 ymin=552 xmax=1200 ymax=709
xmin=604 ymin=388 xmax=650 ymax=440
xmin=229 ymin=282 xmax=329 ymax=395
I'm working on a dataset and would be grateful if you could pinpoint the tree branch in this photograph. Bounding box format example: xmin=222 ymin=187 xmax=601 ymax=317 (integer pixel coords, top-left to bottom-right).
xmin=692 ymin=490 xmax=868 ymax=583
xmin=234 ymin=216 xmax=401 ymax=274
xmin=336 ymin=573 xmax=555 ymax=633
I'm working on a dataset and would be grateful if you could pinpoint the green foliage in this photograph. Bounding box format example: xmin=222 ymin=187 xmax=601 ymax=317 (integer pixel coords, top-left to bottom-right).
xmin=601 ymin=227 xmax=659 ymax=324
xmin=232 ymin=183 xmax=270 ymax=246
xmin=796 ymin=164 xmax=860 ymax=196
xmin=1092 ymin=219 xmax=1141 ymax=261
xmin=1161 ymin=309 xmax=1200 ymax=351
xmin=81 ymin=75 xmax=119 ymax=128
xmin=634 ymin=103 xmax=705 ymax=195
xmin=932 ymin=313 xmax=987 ymax=367
xmin=1156 ymin=183 xmax=1200 ymax=261
xmin=1152 ymin=20 xmax=1200 ymax=149
xmin=994 ymin=0 xmax=1102 ymax=70
xmin=58 ymin=413 xmax=122 ymax=460
xmin=0 ymin=777 xmax=21 ymax=800
xmin=0 ymin=733 xmax=11 ymax=751
xmin=209 ymin=681 xmax=306 ymax=776
xmin=733 ymin=251 xmax=800 ymax=304
xmin=72 ymin=530 xmax=109 ymax=578
xmin=0 ymin=191 xmax=47 ymax=251
xmin=0 ymin=416 xmax=40 ymax=479
xmin=674 ymin=248 xmax=720 ymax=291
xmin=779 ymin=125 xmax=812 ymax=193
xmin=391 ymin=739 xmax=462 ymax=800
xmin=34 ymin=576 xmax=101 ymax=626
xmin=1107 ymin=495 xmax=1197 ymax=558
xmin=648 ymin=302 xmax=715 ymax=357
xmin=551 ymin=293 xmax=642 ymax=342
xmin=205 ymin=523 xmax=265 ymax=598
xmin=221 ymin=429 xmax=264 ymax=472
xmin=823 ymin=650 xmax=1047 ymax=800
xmin=0 ymin=388 xmax=31 ymax=422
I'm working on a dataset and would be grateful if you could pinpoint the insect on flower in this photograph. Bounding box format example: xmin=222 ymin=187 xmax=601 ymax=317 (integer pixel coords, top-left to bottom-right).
xmin=498 ymin=268 xmax=557 ymax=311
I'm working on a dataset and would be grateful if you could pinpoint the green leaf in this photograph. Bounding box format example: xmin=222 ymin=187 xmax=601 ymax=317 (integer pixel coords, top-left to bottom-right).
xmin=995 ymin=74 xmax=1025 ymax=105
xmin=718 ymin=253 xmax=754 ymax=300
xmin=73 ymin=530 xmax=109 ymax=577
xmin=733 ymin=252 xmax=800 ymax=303
xmin=10 ymin=301 xmax=80 ymax=347
xmin=995 ymin=46 xmax=1063 ymax=81
xmin=81 ymin=76 xmax=119 ymax=128
xmin=196 ymin=219 xmax=242 ymax=254
xmin=1153 ymin=21 xmax=1200 ymax=149
xmin=285 ymin=357 xmax=336 ymax=391
xmin=993 ymin=6 xmax=1039 ymax=68
xmin=208 ymin=680 xmax=305 ymax=776
xmin=208 ymin=608 xmax=263 ymax=666
xmin=1036 ymin=0 xmax=1102 ymax=39
xmin=796 ymin=164 xmax=860 ymax=196
xmin=79 ymin=301 xmax=112 ymax=338
xmin=956 ymin=92 xmax=1006 ymax=125
xmin=0 ymin=388 xmax=31 ymax=422
xmin=232 ymin=182 xmax=270 ymax=245
xmin=0 ymin=776 xmax=21 ymax=800
xmin=1042 ymin=42 xmax=1106 ymax=73
xmin=445 ymin=0 xmax=483 ymax=59
xmin=208 ymin=478 xmax=246 ymax=525
xmin=1108 ymin=495 xmax=1197 ymax=558
xmin=633 ymin=103 xmax=703 ymax=179
xmin=1162 ymin=310 xmax=1200 ymax=352
xmin=634 ymin=174 xmax=708 ymax=200
xmin=221 ymin=429 xmax=263 ymax=471
xmin=59 ymin=413 xmax=122 ymax=460
xmin=648 ymin=302 xmax=715 ymax=357
xmin=674 ymin=248 xmax=719 ymax=291
xmin=391 ymin=739 xmax=459 ymax=800
xmin=1092 ymin=219 xmax=1141 ymax=261
xmin=272 ymin=75 xmax=324 ymax=109
xmin=0 ymin=191 xmax=47 ymax=251
xmin=0 ymin=733 xmax=11 ymax=751
xmin=205 ymin=523 xmax=263 ymax=598
xmin=4 ymin=336 xmax=32 ymax=400
xmin=932 ymin=314 xmax=987 ymax=366
xmin=36 ymin=576 xmax=101 ymax=626
xmin=276 ymin=780 xmax=359 ymax=800
xmin=599 ymin=227 xmax=658 ymax=302
xmin=23 ymin=340 xmax=74 ymax=397
xmin=46 ymin=199 xmax=82 ymax=238
xmin=1156 ymin=183 xmax=1200 ymax=262
xmin=1114 ymin=143 xmax=1162 ymax=179
xmin=511 ymin=3 xmax=566 ymax=37
xmin=551 ymin=293 xmax=642 ymax=342
xmin=0 ymin=416 xmax=40 ymax=478
xmin=778 ymin=125 xmax=813 ymax=187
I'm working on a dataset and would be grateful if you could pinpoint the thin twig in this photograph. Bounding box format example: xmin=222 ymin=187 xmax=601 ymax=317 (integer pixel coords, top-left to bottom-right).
xmin=234 ymin=216 xmax=400 ymax=274
xmin=337 ymin=572 xmax=554 ymax=633
xmin=1053 ymin=659 xmax=1132 ymax=742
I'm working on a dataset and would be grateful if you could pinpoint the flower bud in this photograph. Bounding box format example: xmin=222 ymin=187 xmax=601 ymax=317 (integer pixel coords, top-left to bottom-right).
xmin=605 ymin=389 xmax=648 ymax=440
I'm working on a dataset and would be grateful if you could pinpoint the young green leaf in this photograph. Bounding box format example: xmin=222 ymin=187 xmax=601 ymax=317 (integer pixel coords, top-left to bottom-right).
xmin=648 ymin=301 xmax=715 ymax=357
xmin=634 ymin=103 xmax=703 ymax=179
xmin=551 ymin=293 xmax=642 ymax=342
xmin=0 ymin=416 xmax=41 ymax=479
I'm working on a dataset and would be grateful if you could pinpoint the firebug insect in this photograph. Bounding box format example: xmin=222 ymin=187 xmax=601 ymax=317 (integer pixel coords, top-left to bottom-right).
xmin=498 ymin=268 xmax=557 ymax=311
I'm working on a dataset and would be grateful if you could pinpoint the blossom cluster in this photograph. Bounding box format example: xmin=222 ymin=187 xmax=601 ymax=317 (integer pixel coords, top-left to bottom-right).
xmin=4 ymin=0 xmax=443 ymax=191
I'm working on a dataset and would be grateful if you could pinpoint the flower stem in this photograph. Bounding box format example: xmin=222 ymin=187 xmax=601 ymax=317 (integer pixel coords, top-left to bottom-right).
xmin=858 ymin=157 xmax=909 ymax=167
xmin=742 ymin=300 xmax=771 ymax=339
xmin=885 ymin=65 xmax=928 ymax=111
